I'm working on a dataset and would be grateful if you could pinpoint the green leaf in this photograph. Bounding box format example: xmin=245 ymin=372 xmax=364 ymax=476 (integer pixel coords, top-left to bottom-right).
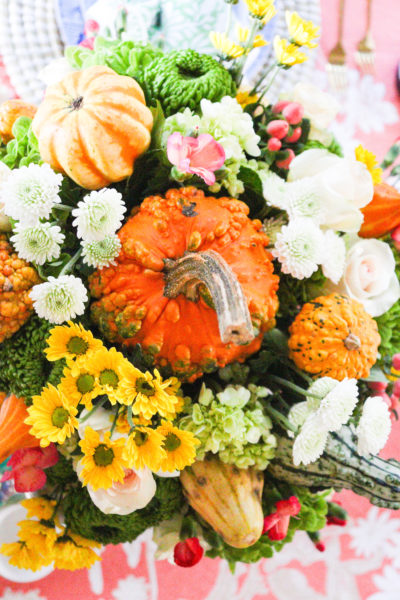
xmin=238 ymin=166 xmax=265 ymax=216
xmin=381 ymin=142 xmax=400 ymax=169
xmin=38 ymin=253 xmax=73 ymax=279
xmin=361 ymin=366 xmax=388 ymax=383
xmin=12 ymin=116 xmax=31 ymax=141
xmin=150 ymin=101 xmax=166 ymax=149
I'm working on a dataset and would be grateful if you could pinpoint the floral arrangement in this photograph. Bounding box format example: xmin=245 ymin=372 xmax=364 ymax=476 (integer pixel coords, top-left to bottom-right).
xmin=1 ymin=0 xmax=400 ymax=573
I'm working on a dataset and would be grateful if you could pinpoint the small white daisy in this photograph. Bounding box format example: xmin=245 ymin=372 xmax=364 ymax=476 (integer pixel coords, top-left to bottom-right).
xmin=11 ymin=222 xmax=64 ymax=265
xmin=30 ymin=275 xmax=88 ymax=324
xmin=1 ymin=163 xmax=62 ymax=224
xmin=72 ymin=188 xmax=126 ymax=242
xmin=272 ymin=218 xmax=325 ymax=279
xmin=321 ymin=230 xmax=346 ymax=284
xmin=356 ymin=396 xmax=392 ymax=457
xmin=292 ymin=413 xmax=328 ymax=466
xmin=81 ymin=234 xmax=122 ymax=268
xmin=314 ymin=378 xmax=359 ymax=431
xmin=287 ymin=401 xmax=313 ymax=438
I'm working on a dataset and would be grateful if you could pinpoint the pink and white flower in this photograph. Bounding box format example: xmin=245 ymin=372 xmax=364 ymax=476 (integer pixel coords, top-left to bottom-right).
xmin=167 ymin=132 xmax=225 ymax=186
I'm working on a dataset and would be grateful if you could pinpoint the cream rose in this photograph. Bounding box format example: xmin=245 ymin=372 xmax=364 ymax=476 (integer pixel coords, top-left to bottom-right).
xmin=0 ymin=162 xmax=11 ymax=231
xmin=288 ymin=149 xmax=374 ymax=232
xmin=288 ymin=82 xmax=340 ymax=144
xmin=334 ymin=237 xmax=400 ymax=317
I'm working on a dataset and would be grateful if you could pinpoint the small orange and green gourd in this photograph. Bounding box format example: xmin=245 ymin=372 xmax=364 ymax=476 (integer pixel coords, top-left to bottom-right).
xmin=89 ymin=187 xmax=279 ymax=381
xmin=288 ymin=293 xmax=380 ymax=380
xmin=0 ymin=234 xmax=41 ymax=343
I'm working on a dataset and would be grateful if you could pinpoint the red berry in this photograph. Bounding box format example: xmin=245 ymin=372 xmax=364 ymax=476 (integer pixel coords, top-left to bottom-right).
xmin=174 ymin=537 xmax=204 ymax=567
xmin=282 ymin=102 xmax=304 ymax=125
xmin=272 ymin=100 xmax=290 ymax=114
xmin=285 ymin=126 xmax=302 ymax=144
xmin=316 ymin=542 xmax=326 ymax=552
xmin=392 ymin=354 xmax=400 ymax=371
xmin=276 ymin=149 xmax=295 ymax=169
xmin=369 ymin=381 xmax=388 ymax=394
xmin=267 ymin=137 xmax=282 ymax=151
xmin=266 ymin=120 xmax=289 ymax=139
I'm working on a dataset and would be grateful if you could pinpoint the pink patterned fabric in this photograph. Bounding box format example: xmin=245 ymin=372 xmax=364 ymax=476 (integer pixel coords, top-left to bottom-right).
xmin=1 ymin=0 xmax=400 ymax=598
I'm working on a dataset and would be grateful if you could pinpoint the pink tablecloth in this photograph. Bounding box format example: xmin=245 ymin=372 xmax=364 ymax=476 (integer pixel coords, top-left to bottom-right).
xmin=1 ymin=1 xmax=400 ymax=599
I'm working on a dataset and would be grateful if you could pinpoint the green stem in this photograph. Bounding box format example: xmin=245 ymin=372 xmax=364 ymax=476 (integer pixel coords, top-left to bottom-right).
xmin=268 ymin=375 xmax=320 ymax=400
xmin=264 ymin=403 xmax=297 ymax=433
xmin=79 ymin=396 xmax=108 ymax=423
xmin=109 ymin=407 xmax=120 ymax=439
xmin=257 ymin=65 xmax=280 ymax=103
xmin=250 ymin=62 xmax=277 ymax=96
xmin=235 ymin=18 xmax=260 ymax=86
xmin=59 ymin=247 xmax=83 ymax=276
xmin=54 ymin=204 xmax=73 ymax=212
xmin=224 ymin=4 xmax=232 ymax=36
xmin=127 ymin=404 xmax=135 ymax=431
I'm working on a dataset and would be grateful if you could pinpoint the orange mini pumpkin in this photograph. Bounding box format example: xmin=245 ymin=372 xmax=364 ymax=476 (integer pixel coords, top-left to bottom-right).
xmin=32 ymin=65 xmax=153 ymax=190
xmin=89 ymin=187 xmax=279 ymax=381
xmin=0 ymin=99 xmax=37 ymax=143
xmin=360 ymin=182 xmax=400 ymax=238
xmin=288 ymin=293 xmax=380 ymax=380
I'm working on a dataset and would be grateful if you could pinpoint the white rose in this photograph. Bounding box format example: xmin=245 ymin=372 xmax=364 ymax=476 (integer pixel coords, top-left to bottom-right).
xmin=288 ymin=149 xmax=373 ymax=232
xmin=288 ymin=83 xmax=340 ymax=142
xmin=334 ymin=237 xmax=400 ymax=317
xmin=77 ymin=407 xmax=114 ymax=439
xmin=0 ymin=162 xmax=11 ymax=231
xmin=76 ymin=462 xmax=156 ymax=515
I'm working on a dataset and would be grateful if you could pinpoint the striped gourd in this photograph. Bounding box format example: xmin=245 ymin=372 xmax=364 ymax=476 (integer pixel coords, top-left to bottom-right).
xmin=180 ymin=455 xmax=264 ymax=548
xmin=268 ymin=425 xmax=400 ymax=509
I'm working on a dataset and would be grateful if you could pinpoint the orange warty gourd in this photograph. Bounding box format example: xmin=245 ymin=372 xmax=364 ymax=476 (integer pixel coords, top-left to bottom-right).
xmin=89 ymin=187 xmax=279 ymax=381
xmin=0 ymin=234 xmax=41 ymax=343
xmin=0 ymin=99 xmax=37 ymax=143
xmin=360 ymin=182 xmax=400 ymax=238
xmin=288 ymin=293 xmax=380 ymax=380
xmin=0 ymin=394 xmax=41 ymax=463
xmin=32 ymin=65 xmax=153 ymax=190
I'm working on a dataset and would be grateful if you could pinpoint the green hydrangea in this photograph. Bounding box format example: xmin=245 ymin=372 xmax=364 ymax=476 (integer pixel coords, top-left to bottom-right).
xmin=178 ymin=384 xmax=276 ymax=470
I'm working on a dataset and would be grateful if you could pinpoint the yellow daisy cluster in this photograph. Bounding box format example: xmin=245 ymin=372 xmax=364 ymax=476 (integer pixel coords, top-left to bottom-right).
xmin=273 ymin=12 xmax=319 ymax=67
xmin=355 ymin=144 xmax=383 ymax=185
xmin=0 ymin=498 xmax=100 ymax=571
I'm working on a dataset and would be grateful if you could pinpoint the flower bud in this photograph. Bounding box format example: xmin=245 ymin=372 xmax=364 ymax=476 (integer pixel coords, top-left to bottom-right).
xmin=272 ymin=100 xmax=290 ymax=114
xmin=266 ymin=120 xmax=289 ymax=139
xmin=285 ymin=126 xmax=302 ymax=143
xmin=267 ymin=137 xmax=282 ymax=151
xmin=276 ymin=149 xmax=295 ymax=169
xmin=282 ymin=102 xmax=304 ymax=125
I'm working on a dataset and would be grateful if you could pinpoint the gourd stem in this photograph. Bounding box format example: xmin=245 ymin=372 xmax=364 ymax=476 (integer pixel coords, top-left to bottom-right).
xmin=163 ymin=250 xmax=254 ymax=346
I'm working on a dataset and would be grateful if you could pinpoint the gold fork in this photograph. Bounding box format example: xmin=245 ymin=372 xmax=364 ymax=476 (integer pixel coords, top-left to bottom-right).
xmin=326 ymin=0 xmax=347 ymax=91
xmin=355 ymin=0 xmax=375 ymax=75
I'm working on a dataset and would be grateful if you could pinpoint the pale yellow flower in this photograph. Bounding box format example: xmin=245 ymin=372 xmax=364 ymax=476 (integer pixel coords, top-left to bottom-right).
xmin=355 ymin=144 xmax=383 ymax=185
xmin=273 ymin=36 xmax=308 ymax=66
xmin=245 ymin=0 xmax=276 ymax=22
xmin=209 ymin=32 xmax=245 ymax=59
xmin=285 ymin=11 xmax=320 ymax=48
xmin=236 ymin=87 xmax=259 ymax=108
xmin=253 ymin=34 xmax=268 ymax=48
xmin=235 ymin=24 xmax=249 ymax=43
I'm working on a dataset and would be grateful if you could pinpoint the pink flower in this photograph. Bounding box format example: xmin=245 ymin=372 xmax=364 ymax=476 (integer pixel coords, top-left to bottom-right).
xmin=84 ymin=19 xmax=99 ymax=36
xmin=262 ymin=496 xmax=301 ymax=541
xmin=167 ymin=132 xmax=225 ymax=186
xmin=79 ymin=37 xmax=95 ymax=50
xmin=1 ymin=444 xmax=58 ymax=493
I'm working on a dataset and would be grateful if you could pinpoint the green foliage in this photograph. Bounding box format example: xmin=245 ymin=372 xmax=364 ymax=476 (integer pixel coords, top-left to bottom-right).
xmin=45 ymin=453 xmax=78 ymax=487
xmin=275 ymin=266 xmax=327 ymax=328
xmin=63 ymin=477 xmax=183 ymax=545
xmin=0 ymin=117 xmax=41 ymax=168
xmin=300 ymin=136 xmax=343 ymax=158
xmin=376 ymin=300 xmax=400 ymax=362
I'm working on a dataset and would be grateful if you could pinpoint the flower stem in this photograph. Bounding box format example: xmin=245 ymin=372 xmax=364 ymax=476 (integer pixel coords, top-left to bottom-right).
xmin=264 ymin=403 xmax=297 ymax=433
xmin=225 ymin=4 xmax=232 ymax=36
xmin=268 ymin=374 xmax=320 ymax=400
xmin=235 ymin=18 xmax=260 ymax=86
xmin=79 ymin=396 xmax=108 ymax=423
xmin=109 ymin=407 xmax=120 ymax=439
xmin=59 ymin=247 xmax=83 ymax=277
xmin=127 ymin=404 xmax=135 ymax=431
xmin=257 ymin=64 xmax=280 ymax=104
xmin=54 ymin=204 xmax=73 ymax=212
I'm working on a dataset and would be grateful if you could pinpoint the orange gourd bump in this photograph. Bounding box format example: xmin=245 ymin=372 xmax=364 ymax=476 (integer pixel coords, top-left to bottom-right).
xmin=288 ymin=293 xmax=380 ymax=380
xmin=89 ymin=187 xmax=279 ymax=381
xmin=0 ymin=394 xmax=40 ymax=463
xmin=32 ymin=65 xmax=153 ymax=190
xmin=0 ymin=100 xmax=37 ymax=143
xmin=360 ymin=182 xmax=400 ymax=238
xmin=0 ymin=234 xmax=41 ymax=343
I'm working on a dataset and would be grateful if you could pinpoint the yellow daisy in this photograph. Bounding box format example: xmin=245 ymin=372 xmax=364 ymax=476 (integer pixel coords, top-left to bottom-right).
xmin=125 ymin=426 xmax=166 ymax=471
xmin=45 ymin=321 xmax=103 ymax=364
xmin=115 ymin=410 xmax=151 ymax=434
xmin=25 ymin=385 xmax=78 ymax=447
xmin=58 ymin=366 xmax=101 ymax=410
xmin=0 ymin=541 xmax=47 ymax=571
xmin=355 ymin=144 xmax=383 ymax=184
xmin=21 ymin=497 xmax=57 ymax=520
xmin=53 ymin=533 xmax=100 ymax=570
xmin=156 ymin=420 xmax=200 ymax=472
xmin=253 ymin=35 xmax=268 ymax=48
xmin=273 ymin=36 xmax=308 ymax=66
xmin=18 ymin=520 xmax=57 ymax=555
xmin=245 ymin=0 xmax=276 ymax=22
xmin=79 ymin=427 xmax=129 ymax=490
xmin=120 ymin=367 xmax=178 ymax=420
xmin=84 ymin=347 xmax=129 ymax=405
xmin=236 ymin=87 xmax=259 ymax=108
xmin=209 ymin=32 xmax=245 ymax=59
xmin=235 ymin=24 xmax=249 ymax=44
xmin=285 ymin=11 xmax=320 ymax=48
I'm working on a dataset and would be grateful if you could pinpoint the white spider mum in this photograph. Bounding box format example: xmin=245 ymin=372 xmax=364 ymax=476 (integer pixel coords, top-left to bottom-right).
xmin=287 ymin=401 xmax=313 ymax=438
xmin=1 ymin=163 xmax=62 ymax=224
xmin=30 ymin=275 xmax=88 ymax=324
xmin=261 ymin=171 xmax=288 ymax=209
xmin=72 ymin=188 xmax=126 ymax=241
xmin=356 ymin=396 xmax=392 ymax=457
xmin=287 ymin=180 xmax=324 ymax=223
xmin=11 ymin=222 xmax=64 ymax=265
xmin=321 ymin=230 xmax=346 ymax=284
xmin=292 ymin=414 xmax=328 ymax=466
xmin=272 ymin=218 xmax=325 ymax=279
xmin=314 ymin=378 xmax=359 ymax=431
xmin=81 ymin=234 xmax=122 ymax=268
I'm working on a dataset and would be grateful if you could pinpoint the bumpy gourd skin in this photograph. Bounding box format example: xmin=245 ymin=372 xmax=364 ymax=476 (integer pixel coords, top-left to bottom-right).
xmin=144 ymin=49 xmax=236 ymax=116
xmin=89 ymin=187 xmax=279 ymax=381
xmin=288 ymin=293 xmax=380 ymax=380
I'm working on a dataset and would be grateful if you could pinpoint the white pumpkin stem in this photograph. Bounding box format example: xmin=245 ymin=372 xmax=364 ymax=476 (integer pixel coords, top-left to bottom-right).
xmin=163 ymin=250 xmax=254 ymax=345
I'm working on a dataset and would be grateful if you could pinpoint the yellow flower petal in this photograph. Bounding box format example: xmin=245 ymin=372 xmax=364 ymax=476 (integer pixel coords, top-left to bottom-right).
xmin=273 ymin=35 xmax=308 ymax=66
xmin=125 ymin=426 xmax=167 ymax=471
xmin=25 ymin=385 xmax=78 ymax=447
xmin=245 ymin=0 xmax=276 ymax=21
xmin=253 ymin=34 xmax=268 ymax=48
xmin=156 ymin=420 xmax=200 ymax=472
xmin=209 ymin=32 xmax=245 ymax=59
xmin=45 ymin=321 xmax=103 ymax=364
xmin=355 ymin=144 xmax=383 ymax=185
xmin=236 ymin=87 xmax=259 ymax=108
xmin=285 ymin=11 xmax=320 ymax=48
xmin=79 ymin=427 xmax=129 ymax=490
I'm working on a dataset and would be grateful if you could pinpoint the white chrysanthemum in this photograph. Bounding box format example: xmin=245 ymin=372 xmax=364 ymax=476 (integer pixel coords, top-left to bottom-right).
xmin=72 ymin=188 xmax=126 ymax=241
xmin=30 ymin=275 xmax=88 ymax=324
xmin=292 ymin=414 xmax=328 ymax=466
xmin=356 ymin=396 xmax=392 ymax=457
xmin=287 ymin=180 xmax=324 ymax=223
xmin=315 ymin=378 xmax=359 ymax=431
xmin=306 ymin=376 xmax=337 ymax=410
xmin=11 ymin=222 xmax=64 ymax=265
xmin=1 ymin=163 xmax=62 ymax=224
xmin=81 ymin=234 xmax=122 ymax=268
xmin=272 ymin=218 xmax=325 ymax=279
xmin=287 ymin=401 xmax=313 ymax=438
xmin=321 ymin=230 xmax=346 ymax=284
xmin=0 ymin=161 xmax=11 ymax=231
xmin=261 ymin=171 xmax=288 ymax=209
